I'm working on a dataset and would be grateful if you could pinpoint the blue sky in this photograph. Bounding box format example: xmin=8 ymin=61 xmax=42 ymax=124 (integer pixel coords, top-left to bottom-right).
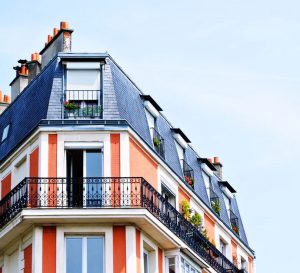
xmin=1 ymin=1 xmax=299 ymax=271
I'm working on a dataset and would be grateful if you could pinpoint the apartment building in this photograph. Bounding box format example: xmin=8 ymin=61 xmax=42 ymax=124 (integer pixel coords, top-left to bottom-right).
xmin=0 ymin=22 xmax=255 ymax=273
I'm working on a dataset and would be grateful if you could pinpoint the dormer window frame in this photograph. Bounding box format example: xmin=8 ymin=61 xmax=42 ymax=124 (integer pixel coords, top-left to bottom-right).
xmin=63 ymin=61 xmax=104 ymax=119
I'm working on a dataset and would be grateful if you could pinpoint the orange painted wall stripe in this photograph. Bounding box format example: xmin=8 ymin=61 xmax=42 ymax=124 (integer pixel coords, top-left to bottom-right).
xmin=178 ymin=186 xmax=190 ymax=203
xmin=48 ymin=135 xmax=57 ymax=207
xmin=248 ymin=256 xmax=253 ymax=273
xmin=111 ymin=134 xmax=120 ymax=177
xmin=136 ymin=229 xmax=141 ymax=273
xmin=129 ymin=138 xmax=158 ymax=189
xmin=30 ymin=148 xmax=39 ymax=177
xmin=1 ymin=173 xmax=11 ymax=199
xmin=48 ymin=134 xmax=57 ymax=177
xmin=24 ymin=244 xmax=32 ymax=273
xmin=204 ymin=213 xmax=215 ymax=241
xmin=158 ymin=248 xmax=163 ymax=273
xmin=113 ymin=226 xmax=126 ymax=273
xmin=29 ymin=148 xmax=39 ymax=207
xmin=231 ymin=239 xmax=238 ymax=266
xmin=111 ymin=134 xmax=121 ymax=206
xmin=42 ymin=227 xmax=56 ymax=273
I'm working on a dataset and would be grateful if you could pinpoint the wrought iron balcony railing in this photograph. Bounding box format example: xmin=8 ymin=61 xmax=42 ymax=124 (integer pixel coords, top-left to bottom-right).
xmin=64 ymin=90 xmax=102 ymax=118
xmin=0 ymin=177 xmax=243 ymax=273
xmin=230 ymin=209 xmax=240 ymax=235
xmin=210 ymin=188 xmax=221 ymax=216
xmin=181 ymin=159 xmax=195 ymax=188
xmin=151 ymin=128 xmax=165 ymax=159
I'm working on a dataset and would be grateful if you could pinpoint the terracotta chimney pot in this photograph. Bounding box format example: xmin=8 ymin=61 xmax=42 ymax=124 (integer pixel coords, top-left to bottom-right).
xmin=31 ymin=53 xmax=36 ymax=61
xmin=35 ymin=53 xmax=40 ymax=62
xmin=20 ymin=65 xmax=26 ymax=75
xmin=208 ymin=158 xmax=213 ymax=164
xmin=53 ymin=27 xmax=59 ymax=36
xmin=214 ymin=156 xmax=220 ymax=164
xmin=60 ymin=21 xmax=69 ymax=29
xmin=47 ymin=35 xmax=52 ymax=43
xmin=0 ymin=90 xmax=2 ymax=102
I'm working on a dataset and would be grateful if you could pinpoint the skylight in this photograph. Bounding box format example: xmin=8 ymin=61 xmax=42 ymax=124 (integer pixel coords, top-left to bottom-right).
xmin=2 ymin=124 xmax=10 ymax=142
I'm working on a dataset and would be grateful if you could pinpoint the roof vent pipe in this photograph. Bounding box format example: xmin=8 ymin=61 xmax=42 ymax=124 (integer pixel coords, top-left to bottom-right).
xmin=27 ymin=52 xmax=41 ymax=83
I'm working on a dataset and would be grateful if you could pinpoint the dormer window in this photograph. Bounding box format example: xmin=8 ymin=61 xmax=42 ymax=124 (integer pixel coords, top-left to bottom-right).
xmin=142 ymin=95 xmax=165 ymax=158
xmin=64 ymin=62 xmax=102 ymax=118
xmin=145 ymin=109 xmax=156 ymax=138
xmin=1 ymin=124 xmax=10 ymax=142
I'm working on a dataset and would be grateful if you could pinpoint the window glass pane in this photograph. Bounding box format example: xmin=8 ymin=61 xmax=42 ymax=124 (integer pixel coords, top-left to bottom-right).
xmin=67 ymin=70 xmax=100 ymax=90
xmin=66 ymin=238 xmax=82 ymax=273
xmin=86 ymin=150 xmax=103 ymax=177
xmin=168 ymin=257 xmax=176 ymax=273
xmin=202 ymin=171 xmax=211 ymax=199
xmin=145 ymin=110 xmax=155 ymax=139
xmin=87 ymin=237 xmax=104 ymax=273
xmin=185 ymin=262 xmax=189 ymax=273
xmin=2 ymin=124 xmax=10 ymax=142
xmin=143 ymin=252 xmax=149 ymax=273
xmin=14 ymin=158 xmax=27 ymax=185
xmin=86 ymin=150 xmax=103 ymax=207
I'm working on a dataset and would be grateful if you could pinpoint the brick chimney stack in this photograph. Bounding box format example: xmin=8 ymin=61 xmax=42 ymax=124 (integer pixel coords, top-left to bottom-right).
xmin=10 ymin=60 xmax=29 ymax=101
xmin=40 ymin=21 xmax=73 ymax=68
xmin=212 ymin=156 xmax=223 ymax=179
xmin=27 ymin=53 xmax=41 ymax=83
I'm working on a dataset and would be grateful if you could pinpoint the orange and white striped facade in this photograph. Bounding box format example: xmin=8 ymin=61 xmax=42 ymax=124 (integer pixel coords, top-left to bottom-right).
xmin=0 ymin=128 xmax=255 ymax=273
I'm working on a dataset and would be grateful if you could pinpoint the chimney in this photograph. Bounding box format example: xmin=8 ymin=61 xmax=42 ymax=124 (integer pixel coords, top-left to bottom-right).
xmin=213 ymin=156 xmax=223 ymax=179
xmin=26 ymin=53 xmax=41 ymax=83
xmin=10 ymin=59 xmax=29 ymax=101
xmin=40 ymin=21 xmax=73 ymax=68
xmin=0 ymin=90 xmax=10 ymax=114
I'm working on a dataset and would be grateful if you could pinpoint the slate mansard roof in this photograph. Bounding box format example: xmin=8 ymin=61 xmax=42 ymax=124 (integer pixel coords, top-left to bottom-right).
xmin=0 ymin=53 xmax=253 ymax=253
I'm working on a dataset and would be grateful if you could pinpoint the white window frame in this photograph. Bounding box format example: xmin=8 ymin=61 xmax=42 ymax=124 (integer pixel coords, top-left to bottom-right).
xmin=56 ymin=226 xmax=112 ymax=273
xmin=202 ymin=171 xmax=211 ymax=200
xmin=65 ymin=235 xmax=104 ymax=273
xmin=223 ymin=193 xmax=231 ymax=219
xmin=161 ymin=183 xmax=176 ymax=208
xmin=219 ymin=238 xmax=227 ymax=257
xmin=175 ymin=141 xmax=185 ymax=170
xmin=145 ymin=109 xmax=156 ymax=140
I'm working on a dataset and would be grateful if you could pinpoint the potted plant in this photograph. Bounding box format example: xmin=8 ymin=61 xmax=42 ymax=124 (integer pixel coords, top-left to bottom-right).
xmin=232 ymin=225 xmax=239 ymax=234
xmin=191 ymin=213 xmax=202 ymax=229
xmin=201 ymin=227 xmax=210 ymax=250
xmin=153 ymin=137 xmax=161 ymax=148
xmin=184 ymin=176 xmax=194 ymax=188
xmin=180 ymin=200 xmax=191 ymax=220
xmin=211 ymin=199 xmax=221 ymax=216
xmin=64 ymin=101 xmax=80 ymax=110
xmin=82 ymin=105 xmax=103 ymax=117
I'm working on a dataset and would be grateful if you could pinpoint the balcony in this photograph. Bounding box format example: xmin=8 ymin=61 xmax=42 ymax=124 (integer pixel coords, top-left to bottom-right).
xmin=181 ymin=159 xmax=194 ymax=188
xmin=64 ymin=90 xmax=102 ymax=119
xmin=0 ymin=177 xmax=243 ymax=273
xmin=230 ymin=209 xmax=239 ymax=235
xmin=151 ymin=128 xmax=165 ymax=158
xmin=210 ymin=188 xmax=221 ymax=216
